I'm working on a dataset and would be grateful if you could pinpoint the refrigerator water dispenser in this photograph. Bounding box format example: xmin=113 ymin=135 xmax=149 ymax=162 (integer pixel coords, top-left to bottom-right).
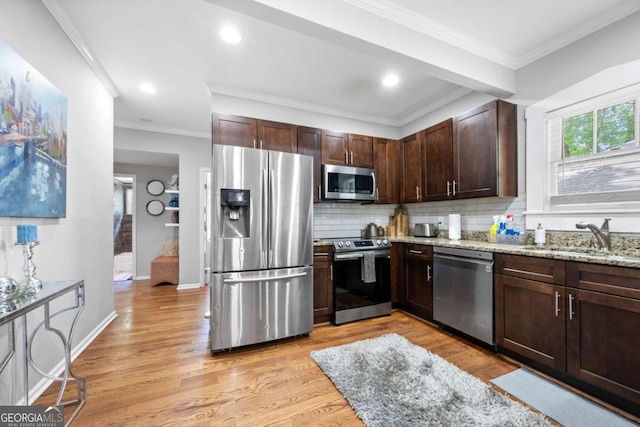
xmin=220 ymin=188 xmax=250 ymax=238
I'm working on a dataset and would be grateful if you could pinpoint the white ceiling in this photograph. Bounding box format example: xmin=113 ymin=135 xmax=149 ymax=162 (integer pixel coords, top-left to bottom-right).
xmin=48 ymin=0 xmax=640 ymax=155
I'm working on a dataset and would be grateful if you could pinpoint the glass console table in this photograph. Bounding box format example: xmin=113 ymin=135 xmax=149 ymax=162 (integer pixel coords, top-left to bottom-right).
xmin=0 ymin=280 xmax=86 ymax=426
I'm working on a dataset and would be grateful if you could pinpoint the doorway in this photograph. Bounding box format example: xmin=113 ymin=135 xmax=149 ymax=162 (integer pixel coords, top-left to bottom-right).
xmin=113 ymin=174 xmax=136 ymax=281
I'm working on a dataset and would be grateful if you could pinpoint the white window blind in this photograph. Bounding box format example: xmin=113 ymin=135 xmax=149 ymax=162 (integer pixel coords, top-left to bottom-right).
xmin=545 ymin=85 xmax=640 ymax=208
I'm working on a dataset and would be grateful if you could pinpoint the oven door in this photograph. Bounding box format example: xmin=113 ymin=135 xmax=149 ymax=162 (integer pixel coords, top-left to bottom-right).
xmin=332 ymin=250 xmax=391 ymax=324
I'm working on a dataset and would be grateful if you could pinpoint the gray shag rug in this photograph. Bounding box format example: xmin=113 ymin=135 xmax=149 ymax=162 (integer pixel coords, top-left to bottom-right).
xmin=311 ymin=333 xmax=553 ymax=427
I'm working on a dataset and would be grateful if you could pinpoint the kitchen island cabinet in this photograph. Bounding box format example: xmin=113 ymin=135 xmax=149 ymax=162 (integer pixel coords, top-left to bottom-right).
xmin=313 ymin=245 xmax=334 ymax=324
xmin=373 ymin=137 xmax=400 ymax=204
xmin=212 ymin=113 xmax=297 ymax=152
xmin=400 ymin=244 xmax=433 ymax=319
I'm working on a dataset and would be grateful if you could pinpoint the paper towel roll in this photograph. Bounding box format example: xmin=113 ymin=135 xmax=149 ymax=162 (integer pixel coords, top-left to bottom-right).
xmin=449 ymin=214 xmax=461 ymax=241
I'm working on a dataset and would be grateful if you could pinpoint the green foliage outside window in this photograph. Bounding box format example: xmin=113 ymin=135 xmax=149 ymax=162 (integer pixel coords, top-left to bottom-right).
xmin=563 ymin=101 xmax=635 ymax=158
xmin=597 ymin=102 xmax=635 ymax=152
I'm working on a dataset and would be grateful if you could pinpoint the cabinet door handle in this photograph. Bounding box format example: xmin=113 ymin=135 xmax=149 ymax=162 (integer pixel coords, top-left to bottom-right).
xmin=318 ymin=185 xmax=322 ymax=200
xmin=568 ymin=293 xmax=575 ymax=320
xmin=427 ymin=265 xmax=432 ymax=282
xmin=408 ymin=249 xmax=422 ymax=255
xmin=330 ymin=265 xmax=333 ymax=281
xmin=345 ymin=151 xmax=349 ymax=164
xmin=315 ymin=252 xmax=329 ymax=257
xmin=452 ymin=180 xmax=457 ymax=196
xmin=554 ymin=291 xmax=561 ymax=316
xmin=253 ymin=139 xmax=257 ymax=149
xmin=350 ymin=151 xmax=354 ymax=164
xmin=260 ymin=140 xmax=263 ymax=150
xmin=447 ymin=181 xmax=451 ymax=197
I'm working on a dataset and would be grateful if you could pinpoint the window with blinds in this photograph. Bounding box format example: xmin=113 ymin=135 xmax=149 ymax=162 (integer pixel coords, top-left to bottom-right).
xmin=545 ymin=86 xmax=640 ymax=207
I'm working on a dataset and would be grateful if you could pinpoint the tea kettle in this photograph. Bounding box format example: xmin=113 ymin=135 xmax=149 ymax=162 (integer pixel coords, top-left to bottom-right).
xmin=363 ymin=223 xmax=379 ymax=238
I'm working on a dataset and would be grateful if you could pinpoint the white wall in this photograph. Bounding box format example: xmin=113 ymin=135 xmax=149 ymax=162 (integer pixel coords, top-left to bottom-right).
xmin=519 ymin=11 xmax=640 ymax=232
xmin=114 ymin=128 xmax=211 ymax=286
xmin=0 ymin=0 xmax=114 ymax=404
xmin=114 ymin=164 xmax=179 ymax=278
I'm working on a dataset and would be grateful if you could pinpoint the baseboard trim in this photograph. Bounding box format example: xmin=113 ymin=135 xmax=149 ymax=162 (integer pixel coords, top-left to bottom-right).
xmin=136 ymin=275 xmax=150 ymax=280
xmin=177 ymin=283 xmax=203 ymax=290
xmin=19 ymin=310 xmax=118 ymax=405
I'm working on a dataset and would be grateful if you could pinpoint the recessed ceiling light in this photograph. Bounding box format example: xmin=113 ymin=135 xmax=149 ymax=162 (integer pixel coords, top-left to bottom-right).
xmin=220 ymin=26 xmax=241 ymax=44
xmin=382 ymin=74 xmax=399 ymax=87
xmin=139 ymin=83 xmax=157 ymax=94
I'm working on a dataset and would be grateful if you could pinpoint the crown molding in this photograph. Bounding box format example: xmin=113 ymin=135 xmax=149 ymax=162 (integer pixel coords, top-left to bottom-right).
xmin=114 ymin=121 xmax=211 ymax=140
xmin=344 ymin=0 xmax=519 ymax=69
xmin=42 ymin=0 xmax=120 ymax=97
xmin=345 ymin=0 xmax=640 ymax=71
xmin=208 ymin=83 xmax=404 ymax=126
xmin=516 ymin=1 xmax=640 ymax=68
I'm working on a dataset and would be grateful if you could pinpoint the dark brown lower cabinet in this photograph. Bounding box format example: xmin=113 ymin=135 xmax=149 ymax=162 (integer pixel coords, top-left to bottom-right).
xmin=566 ymin=262 xmax=640 ymax=407
xmin=401 ymin=244 xmax=433 ymax=320
xmin=495 ymin=274 xmax=566 ymax=371
xmin=313 ymin=246 xmax=333 ymax=324
xmin=496 ymin=254 xmax=640 ymax=412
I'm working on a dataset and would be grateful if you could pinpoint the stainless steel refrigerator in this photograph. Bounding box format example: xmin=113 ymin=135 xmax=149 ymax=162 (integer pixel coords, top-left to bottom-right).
xmin=210 ymin=145 xmax=314 ymax=353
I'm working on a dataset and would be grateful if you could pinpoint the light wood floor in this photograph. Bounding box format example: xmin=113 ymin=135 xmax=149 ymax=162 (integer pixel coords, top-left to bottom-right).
xmin=38 ymin=280 xmax=548 ymax=426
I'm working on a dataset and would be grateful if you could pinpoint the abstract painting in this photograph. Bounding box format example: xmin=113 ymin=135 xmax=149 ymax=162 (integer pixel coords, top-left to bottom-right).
xmin=0 ymin=42 xmax=67 ymax=218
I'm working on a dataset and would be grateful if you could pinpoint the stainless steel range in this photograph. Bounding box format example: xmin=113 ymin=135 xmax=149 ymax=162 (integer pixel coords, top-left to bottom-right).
xmin=331 ymin=237 xmax=392 ymax=325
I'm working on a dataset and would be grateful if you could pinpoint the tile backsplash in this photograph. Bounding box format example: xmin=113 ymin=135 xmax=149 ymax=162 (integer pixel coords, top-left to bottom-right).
xmin=313 ymin=195 xmax=526 ymax=238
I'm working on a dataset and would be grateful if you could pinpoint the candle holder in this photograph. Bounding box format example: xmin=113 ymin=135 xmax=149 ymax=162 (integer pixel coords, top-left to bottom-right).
xmin=16 ymin=241 xmax=43 ymax=295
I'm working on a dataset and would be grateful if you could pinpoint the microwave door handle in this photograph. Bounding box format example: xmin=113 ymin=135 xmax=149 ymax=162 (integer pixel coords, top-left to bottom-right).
xmin=371 ymin=171 xmax=376 ymax=199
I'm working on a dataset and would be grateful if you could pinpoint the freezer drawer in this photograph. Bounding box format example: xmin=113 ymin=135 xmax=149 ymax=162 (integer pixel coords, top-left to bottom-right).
xmin=210 ymin=266 xmax=313 ymax=352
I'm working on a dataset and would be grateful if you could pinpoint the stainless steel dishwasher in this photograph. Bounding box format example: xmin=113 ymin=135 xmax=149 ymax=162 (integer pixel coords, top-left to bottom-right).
xmin=433 ymin=246 xmax=494 ymax=345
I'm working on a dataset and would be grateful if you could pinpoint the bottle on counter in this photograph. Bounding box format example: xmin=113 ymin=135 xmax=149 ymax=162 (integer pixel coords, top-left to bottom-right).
xmin=498 ymin=215 xmax=507 ymax=234
xmin=535 ymin=223 xmax=546 ymax=246
xmin=506 ymin=214 xmax=515 ymax=235
xmin=489 ymin=216 xmax=500 ymax=235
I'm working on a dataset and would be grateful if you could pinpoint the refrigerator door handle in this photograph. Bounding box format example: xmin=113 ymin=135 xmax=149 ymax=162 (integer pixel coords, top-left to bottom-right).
xmin=269 ymin=169 xmax=275 ymax=268
xmin=262 ymin=169 xmax=269 ymax=261
xmin=223 ymin=271 xmax=308 ymax=283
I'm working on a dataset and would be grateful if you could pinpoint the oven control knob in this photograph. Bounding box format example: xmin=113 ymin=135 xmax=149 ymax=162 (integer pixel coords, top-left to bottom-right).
xmin=345 ymin=241 xmax=351 ymax=247
xmin=376 ymin=240 xmax=382 ymax=245
xmin=383 ymin=239 xmax=389 ymax=245
xmin=337 ymin=241 xmax=343 ymax=247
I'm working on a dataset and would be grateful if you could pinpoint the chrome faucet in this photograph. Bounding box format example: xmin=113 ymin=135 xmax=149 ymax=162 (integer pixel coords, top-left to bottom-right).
xmin=576 ymin=219 xmax=611 ymax=251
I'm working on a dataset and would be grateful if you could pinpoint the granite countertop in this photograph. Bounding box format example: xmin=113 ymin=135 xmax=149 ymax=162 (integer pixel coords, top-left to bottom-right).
xmin=314 ymin=236 xmax=640 ymax=268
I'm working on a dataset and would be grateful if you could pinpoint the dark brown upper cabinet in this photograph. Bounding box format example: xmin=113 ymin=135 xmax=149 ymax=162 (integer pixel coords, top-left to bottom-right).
xmin=297 ymin=126 xmax=323 ymax=202
xmin=423 ymin=119 xmax=454 ymax=201
xmin=321 ymin=130 xmax=373 ymax=169
xmin=451 ymin=100 xmax=517 ymax=199
xmin=373 ymin=138 xmax=400 ymax=204
xmin=401 ymin=131 xmax=424 ymax=203
xmin=212 ymin=113 xmax=296 ymax=153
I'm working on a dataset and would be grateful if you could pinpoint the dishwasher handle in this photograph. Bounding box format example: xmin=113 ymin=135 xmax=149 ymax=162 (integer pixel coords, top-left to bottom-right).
xmin=434 ymin=253 xmax=494 ymax=269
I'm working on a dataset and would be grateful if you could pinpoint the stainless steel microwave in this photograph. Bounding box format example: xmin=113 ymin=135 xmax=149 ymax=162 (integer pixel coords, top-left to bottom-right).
xmin=322 ymin=164 xmax=377 ymax=201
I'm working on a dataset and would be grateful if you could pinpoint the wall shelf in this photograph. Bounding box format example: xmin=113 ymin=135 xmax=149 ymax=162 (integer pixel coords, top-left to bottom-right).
xmin=165 ymin=223 xmax=179 ymax=227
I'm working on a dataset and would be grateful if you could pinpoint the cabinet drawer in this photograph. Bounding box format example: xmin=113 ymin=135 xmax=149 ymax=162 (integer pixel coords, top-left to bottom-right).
xmin=404 ymin=244 xmax=432 ymax=260
xmin=566 ymin=262 xmax=640 ymax=299
xmin=495 ymin=253 xmax=565 ymax=285
xmin=313 ymin=246 xmax=333 ymax=264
